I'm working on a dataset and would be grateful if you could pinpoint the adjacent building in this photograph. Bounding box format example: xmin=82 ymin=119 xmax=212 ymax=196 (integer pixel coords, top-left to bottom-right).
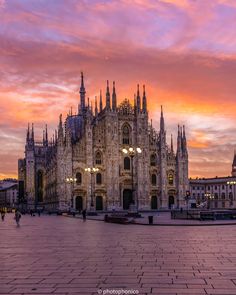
xmin=189 ymin=153 xmax=236 ymax=209
xmin=18 ymin=73 xmax=189 ymax=212
xmin=0 ymin=179 xmax=18 ymax=208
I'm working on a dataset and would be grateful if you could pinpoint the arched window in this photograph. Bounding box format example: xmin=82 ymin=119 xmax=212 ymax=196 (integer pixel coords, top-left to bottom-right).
xmin=214 ymin=193 xmax=218 ymax=200
xmin=95 ymin=151 xmax=102 ymax=165
xmin=122 ymin=125 xmax=130 ymax=145
xmin=151 ymin=174 xmax=157 ymax=185
xmin=150 ymin=154 xmax=157 ymax=166
xmin=221 ymin=193 xmax=225 ymax=199
xmin=124 ymin=157 xmax=131 ymax=170
xmin=76 ymin=172 xmax=82 ymax=185
xmin=96 ymin=173 xmax=102 ymax=185
xmin=168 ymin=173 xmax=174 ymax=185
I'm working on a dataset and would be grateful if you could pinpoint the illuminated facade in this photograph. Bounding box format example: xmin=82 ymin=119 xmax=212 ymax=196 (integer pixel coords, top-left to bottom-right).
xmin=18 ymin=73 xmax=189 ymax=211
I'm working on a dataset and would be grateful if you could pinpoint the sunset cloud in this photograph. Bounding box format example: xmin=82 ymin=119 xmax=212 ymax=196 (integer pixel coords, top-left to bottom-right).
xmin=0 ymin=0 xmax=236 ymax=178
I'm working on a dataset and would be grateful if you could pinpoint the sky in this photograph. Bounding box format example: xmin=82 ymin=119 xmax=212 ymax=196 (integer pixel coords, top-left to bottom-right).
xmin=0 ymin=0 xmax=236 ymax=179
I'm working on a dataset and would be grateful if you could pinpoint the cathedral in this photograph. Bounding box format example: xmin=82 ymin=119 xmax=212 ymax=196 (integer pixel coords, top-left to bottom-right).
xmin=18 ymin=73 xmax=189 ymax=212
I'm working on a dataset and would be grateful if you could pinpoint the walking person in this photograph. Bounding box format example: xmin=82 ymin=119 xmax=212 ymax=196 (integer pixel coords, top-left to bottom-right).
xmin=1 ymin=210 xmax=5 ymax=221
xmin=14 ymin=209 xmax=22 ymax=227
xmin=82 ymin=209 xmax=87 ymax=222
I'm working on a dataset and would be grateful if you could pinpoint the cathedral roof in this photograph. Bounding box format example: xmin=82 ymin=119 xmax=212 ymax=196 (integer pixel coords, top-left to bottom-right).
xmin=66 ymin=114 xmax=84 ymax=141
xmin=233 ymin=153 xmax=236 ymax=167
xmin=118 ymin=98 xmax=134 ymax=115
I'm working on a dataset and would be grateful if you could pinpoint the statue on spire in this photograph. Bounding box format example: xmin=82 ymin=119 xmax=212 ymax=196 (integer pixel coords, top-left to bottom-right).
xmin=79 ymin=71 xmax=86 ymax=111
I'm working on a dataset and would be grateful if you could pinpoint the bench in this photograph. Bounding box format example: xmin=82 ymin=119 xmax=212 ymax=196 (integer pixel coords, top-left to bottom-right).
xmin=104 ymin=214 xmax=134 ymax=224
xmin=200 ymin=212 xmax=215 ymax=221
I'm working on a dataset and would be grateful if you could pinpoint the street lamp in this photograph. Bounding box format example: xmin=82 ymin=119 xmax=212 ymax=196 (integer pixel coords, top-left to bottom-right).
xmin=66 ymin=177 xmax=77 ymax=211
xmin=122 ymin=146 xmax=142 ymax=211
xmin=205 ymin=193 xmax=214 ymax=209
xmin=85 ymin=167 xmax=99 ymax=210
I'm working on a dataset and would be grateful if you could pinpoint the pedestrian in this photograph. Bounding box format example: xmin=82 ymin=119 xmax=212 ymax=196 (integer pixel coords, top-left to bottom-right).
xmin=82 ymin=209 xmax=87 ymax=221
xmin=37 ymin=209 xmax=41 ymax=217
xmin=30 ymin=209 xmax=33 ymax=216
xmin=14 ymin=209 xmax=22 ymax=227
xmin=1 ymin=210 xmax=5 ymax=221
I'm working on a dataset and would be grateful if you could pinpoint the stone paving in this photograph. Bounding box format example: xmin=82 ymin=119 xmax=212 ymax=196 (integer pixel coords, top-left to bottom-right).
xmin=0 ymin=214 xmax=236 ymax=295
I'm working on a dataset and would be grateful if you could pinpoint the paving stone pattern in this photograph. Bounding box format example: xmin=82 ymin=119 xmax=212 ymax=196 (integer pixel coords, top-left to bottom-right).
xmin=0 ymin=214 xmax=236 ymax=295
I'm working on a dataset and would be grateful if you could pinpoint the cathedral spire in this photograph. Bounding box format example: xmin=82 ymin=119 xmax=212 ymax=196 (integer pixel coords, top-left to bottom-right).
xmin=112 ymin=81 xmax=117 ymax=111
xmin=58 ymin=114 xmax=63 ymax=140
xmin=55 ymin=129 xmax=57 ymax=144
xmin=80 ymin=72 xmax=86 ymax=111
xmin=142 ymin=84 xmax=147 ymax=113
xmin=134 ymin=94 xmax=137 ymax=111
xmin=31 ymin=123 xmax=34 ymax=142
xmin=95 ymin=96 xmax=98 ymax=116
xmin=160 ymin=105 xmax=165 ymax=132
xmin=99 ymin=90 xmax=103 ymax=112
xmin=177 ymin=125 xmax=182 ymax=155
xmin=27 ymin=123 xmax=30 ymax=142
xmin=45 ymin=124 xmax=48 ymax=146
xmin=137 ymin=84 xmax=141 ymax=112
xmin=182 ymin=125 xmax=187 ymax=152
xmin=106 ymin=80 xmax=111 ymax=110
xmin=171 ymin=134 xmax=174 ymax=153
xmin=232 ymin=150 xmax=236 ymax=176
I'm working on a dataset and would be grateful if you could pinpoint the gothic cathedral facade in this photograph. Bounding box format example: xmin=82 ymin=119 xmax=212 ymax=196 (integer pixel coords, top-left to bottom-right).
xmin=18 ymin=73 xmax=189 ymax=211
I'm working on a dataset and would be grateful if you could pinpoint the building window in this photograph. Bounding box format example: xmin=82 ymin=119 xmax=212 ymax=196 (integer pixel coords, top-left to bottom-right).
xmin=215 ymin=186 xmax=217 ymax=190
xmin=221 ymin=193 xmax=225 ymax=200
xmin=76 ymin=172 xmax=82 ymax=185
xmin=168 ymin=173 xmax=174 ymax=185
xmin=208 ymin=186 xmax=210 ymax=190
xmin=222 ymin=185 xmax=225 ymax=190
xmin=150 ymin=154 xmax=157 ymax=166
xmin=214 ymin=193 xmax=218 ymax=200
xmin=122 ymin=125 xmax=130 ymax=145
xmin=151 ymin=174 xmax=157 ymax=185
xmin=193 ymin=186 xmax=195 ymax=190
xmin=124 ymin=157 xmax=131 ymax=170
xmin=222 ymin=201 xmax=225 ymax=208
xmin=95 ymin=152 xmax=102 ymax=165
xmin=96 ymin=173 xmax=102 ymax=185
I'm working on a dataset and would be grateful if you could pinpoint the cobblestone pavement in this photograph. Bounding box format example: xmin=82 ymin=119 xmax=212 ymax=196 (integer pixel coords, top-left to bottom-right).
xmin=1 ymin=214 xmax=236 ymax=295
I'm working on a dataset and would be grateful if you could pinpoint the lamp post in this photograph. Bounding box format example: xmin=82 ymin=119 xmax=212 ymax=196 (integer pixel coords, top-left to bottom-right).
xmin=205 ymin=193 xmax=214 ymax=209
xmin=85 ymin=167 xmax=99 ymax=210
xmin=122 ymin=146 xmax=142 ymax=211
xmin=66 ymin=177 xmax=77 ymax=211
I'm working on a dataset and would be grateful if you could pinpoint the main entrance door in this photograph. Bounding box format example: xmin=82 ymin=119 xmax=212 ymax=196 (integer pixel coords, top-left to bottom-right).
xmin=151 ymin=196 xmax=158 ymax=209
xmin=96 ymin=196 xmax=103 ymax=211
xmin=168 ymin=195 xmax=175 ymax=209
xmin=123 ymin=189 xmax=133 ymax=210
xmin=36 ymin=170 xmax=44 ymax=203
xmin=75 ymin=196 xmax=83 ymax=211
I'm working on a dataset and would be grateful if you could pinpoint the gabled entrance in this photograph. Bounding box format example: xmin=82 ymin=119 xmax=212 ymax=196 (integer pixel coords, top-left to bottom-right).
xmin=75 ymin=196 xmax=83 ymax=211
xmin=168 ymin=195 xmax=174 ymax=209
xmin=96 ymin=196 xmax=103 ymax=211
xmin=123 ymin=189 xmax=133 ymax=210
xmin=151 ymin=196 xmax=158 ymax=209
